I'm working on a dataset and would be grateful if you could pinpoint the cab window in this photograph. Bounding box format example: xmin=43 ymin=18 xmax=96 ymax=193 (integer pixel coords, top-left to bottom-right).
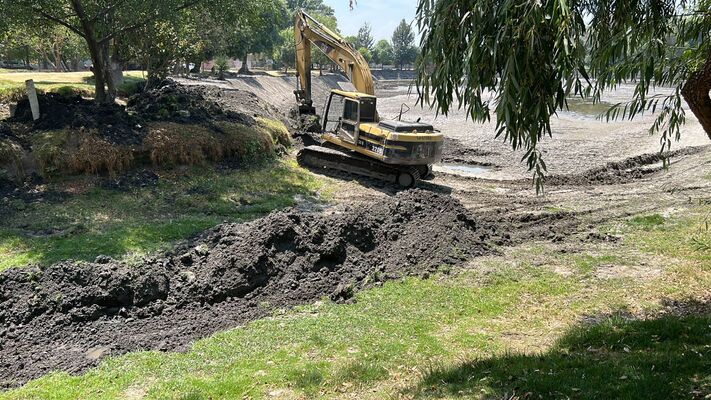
xmin=343 ymin=98 xmax=359 ymax=122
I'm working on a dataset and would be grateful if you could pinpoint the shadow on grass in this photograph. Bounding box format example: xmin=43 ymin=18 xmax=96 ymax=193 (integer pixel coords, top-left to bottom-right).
xmin=412 ymin=299 xmax=711 ymax=399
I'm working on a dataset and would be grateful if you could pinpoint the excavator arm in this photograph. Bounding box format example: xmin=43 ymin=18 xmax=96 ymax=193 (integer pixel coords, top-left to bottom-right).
xmin=294 ymin=10 xmax=375 ymax=114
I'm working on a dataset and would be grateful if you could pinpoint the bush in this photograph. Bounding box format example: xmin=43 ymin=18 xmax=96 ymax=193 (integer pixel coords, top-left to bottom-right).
xmin=116 ymin=79 xmax=146 ymax=97
xmin=51 ymin=86 xmax=93 ymax=98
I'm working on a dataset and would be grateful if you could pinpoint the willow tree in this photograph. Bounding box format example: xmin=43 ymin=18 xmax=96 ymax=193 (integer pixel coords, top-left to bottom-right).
xmin=415 ymin=0 xmax=711 ymax=190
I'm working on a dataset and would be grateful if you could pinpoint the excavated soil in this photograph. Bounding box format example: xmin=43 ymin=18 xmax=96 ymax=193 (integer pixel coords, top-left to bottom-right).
xmin=0 ymin=190 xmax=496 ymax=388
xmin=5 ymin=80 xmax=281 ymax=147
xmin=11 ymin=93 xmax=145 ymax=145
xmin=546 ymin=146 xmax=708 ymax=186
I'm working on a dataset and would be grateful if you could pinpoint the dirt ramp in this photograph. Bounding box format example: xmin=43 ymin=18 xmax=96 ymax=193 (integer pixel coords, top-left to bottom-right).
xmin=0 ymin=189 xmax=493 ymax=387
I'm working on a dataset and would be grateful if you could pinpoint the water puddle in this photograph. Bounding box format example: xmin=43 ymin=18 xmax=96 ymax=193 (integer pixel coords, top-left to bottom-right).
xmin=434 ymin=163 xmax=492 ymax=177
xmin=559 ymin=98 xmax=615 ymax=120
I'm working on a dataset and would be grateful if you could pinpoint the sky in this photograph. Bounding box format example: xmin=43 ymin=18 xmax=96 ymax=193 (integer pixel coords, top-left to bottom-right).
xmin=326 ymin=0 xmax=419 ymax=42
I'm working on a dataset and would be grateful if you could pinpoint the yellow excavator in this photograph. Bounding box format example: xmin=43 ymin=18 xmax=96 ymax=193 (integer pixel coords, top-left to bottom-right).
xmin=293 ymin=10 xmax=443 ymax=187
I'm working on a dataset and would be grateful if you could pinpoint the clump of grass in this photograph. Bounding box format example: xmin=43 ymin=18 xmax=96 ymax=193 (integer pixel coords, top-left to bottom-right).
xmin=0 ymin=138 xmax=24 ymax=178
xmin=214 ymin=121 xmax=275 ymax=162
xmin=628 ymin=214 xmax=665 ymax=229
xmin=51 ymin=85 xmax=93 ymax=98
xmin=146 ymin=121 xmax=281 ymax=168
xmin=145 ymin=123 xmax=222 ymax=166
xmin=255 ymin=117 xmax=291 ymax=148
xmin=32 ymin=129 xmax=133 ymax=177
xmin=32 ymin=130 xmax=72 ymax=177
xmin=70 ymin=134 xmax=134 ymax=177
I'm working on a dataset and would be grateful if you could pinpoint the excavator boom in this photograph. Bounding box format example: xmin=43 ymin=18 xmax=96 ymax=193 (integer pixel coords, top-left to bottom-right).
xmin=294 ymin=10 xmax=374 ymax=112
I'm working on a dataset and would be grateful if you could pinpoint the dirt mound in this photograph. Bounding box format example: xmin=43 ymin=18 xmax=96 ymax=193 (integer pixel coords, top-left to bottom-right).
xmin=11 ymin=93 xmax=145 ymax=146
xmin=126 ymin=81 xmax=279 ymax=126
xmin=441 ymin=137 xmax=496 ymax=165
xmin=548 ymin=146 xmax=708 ymax=185
xmin=0 ymin=189 xmax=494 ymax=387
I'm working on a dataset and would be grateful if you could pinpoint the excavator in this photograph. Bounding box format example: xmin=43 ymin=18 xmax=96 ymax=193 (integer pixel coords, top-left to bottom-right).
xmin=293 ymin=10 xmax=443 ymax=187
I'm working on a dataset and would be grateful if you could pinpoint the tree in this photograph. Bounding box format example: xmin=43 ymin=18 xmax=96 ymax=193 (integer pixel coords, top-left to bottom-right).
xmin=392 ymin=19 xmax=416 ymax=70
xmin=372 ymin=39 xmax=394 ymax=69
xmin=355 ymin=23 xmax=374 ymax=51
xmin=416 ymin=0 xmax=711 ymax=190
xmin=344 ymin=35 xmax=358 ymax=47
xmin=226 ymin=0 xmax=288 ymax=74
xmin=285 ymin=0 xmax=335 ymax=17
xmin=2 ymin=0 xmax=215 ymax=103
xmin=358 ymin=47 xmax=372 ymax=63
xmin=274 ymin=28 xmax=295 ymax=73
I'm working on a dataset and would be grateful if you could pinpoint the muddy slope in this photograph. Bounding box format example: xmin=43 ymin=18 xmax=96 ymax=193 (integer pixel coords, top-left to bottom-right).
xmin=0 ymin=190 xmax=494 ymax=388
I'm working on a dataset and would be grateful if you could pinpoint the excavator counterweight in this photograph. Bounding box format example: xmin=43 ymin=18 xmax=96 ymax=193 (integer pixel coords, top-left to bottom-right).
xmin=293 ymin=10 xmax=443 ymax=187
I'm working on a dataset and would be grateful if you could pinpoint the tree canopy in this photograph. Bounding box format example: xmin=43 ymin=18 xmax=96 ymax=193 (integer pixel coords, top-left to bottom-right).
xmin=355 ymin=23 xmax=374 ymax=51
xmin=416 ymin=0 xmax=711 ymax=190
xmin=372 ymin=39 xmax=394 ymax=67
xmin=392 ymin=19 xmax=417 ymax=70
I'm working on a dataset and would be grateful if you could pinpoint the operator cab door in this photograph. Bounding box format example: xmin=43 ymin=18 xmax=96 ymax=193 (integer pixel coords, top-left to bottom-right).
xmin=322 ymin=93 xmax=359 ymax=144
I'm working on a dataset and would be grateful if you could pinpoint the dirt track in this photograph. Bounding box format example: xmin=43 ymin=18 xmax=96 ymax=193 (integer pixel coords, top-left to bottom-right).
xmin=1 ymin=77 xmax=710 ymax=388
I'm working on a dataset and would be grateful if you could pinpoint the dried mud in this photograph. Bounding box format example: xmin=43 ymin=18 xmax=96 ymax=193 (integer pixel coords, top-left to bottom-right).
xmin=0 ymin=190 xmax=495 ymax=388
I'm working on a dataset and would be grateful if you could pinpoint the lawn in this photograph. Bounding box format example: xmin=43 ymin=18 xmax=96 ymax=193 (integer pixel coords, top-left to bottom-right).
xmin=1 ymin=202 xmax=708 ymax=399
xmin=0 ymin=159 xmax=330 ymax=271
xmin=0 ymin=70 xmax=146 ymax=100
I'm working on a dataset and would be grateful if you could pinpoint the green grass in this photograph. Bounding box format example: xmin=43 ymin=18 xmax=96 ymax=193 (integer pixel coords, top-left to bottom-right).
xmin=418 ymin=314 xmax=710 ymax=399
xmin=1 ymin=204 xmax=709 ymax=399
xmin=0 ymin=159 xmax=328 ymax=270
xmin=0 ymin=70 xmax=145 ymax=101
xmin=627 ymin=213 xmax=666 ymax=229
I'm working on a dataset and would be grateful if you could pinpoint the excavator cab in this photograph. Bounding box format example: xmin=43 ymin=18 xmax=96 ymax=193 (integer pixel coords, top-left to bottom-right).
xmin=322 ymin=90 xmax=376 ymax=144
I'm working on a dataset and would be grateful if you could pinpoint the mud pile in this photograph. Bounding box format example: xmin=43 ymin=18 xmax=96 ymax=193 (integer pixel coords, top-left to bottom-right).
xmin=11 ymin=93 xmax=144 ymax=145
xmin=548 ymin=146 xmax=707 ymax=185
xmin=0 ymin=189 xmax=494 ymax=387
xmin=126 ymin=81 xmax=280 ymax=126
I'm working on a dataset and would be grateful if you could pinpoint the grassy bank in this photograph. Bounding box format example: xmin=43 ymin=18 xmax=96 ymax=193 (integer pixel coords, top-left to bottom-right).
xmin=0 ymin=159 xmax=329 ymax=271
xmin=2 ymin=203 xmax=708 ymax=399
xmin=0 ymin=70 xmax=146 ymax=102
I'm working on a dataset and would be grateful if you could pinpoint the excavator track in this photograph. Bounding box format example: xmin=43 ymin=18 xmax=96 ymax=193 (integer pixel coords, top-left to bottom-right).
xmin=297 ymin=145 xmax=423 ymax=188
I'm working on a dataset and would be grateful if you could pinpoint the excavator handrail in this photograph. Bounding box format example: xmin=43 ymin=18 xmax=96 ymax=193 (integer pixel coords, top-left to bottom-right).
xmin=294 ymin=9 xmax=375 ymax=110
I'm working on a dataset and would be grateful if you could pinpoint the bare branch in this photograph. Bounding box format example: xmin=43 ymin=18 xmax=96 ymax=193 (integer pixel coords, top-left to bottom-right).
xmin=33 ymin=9 xmax=85 ymax=37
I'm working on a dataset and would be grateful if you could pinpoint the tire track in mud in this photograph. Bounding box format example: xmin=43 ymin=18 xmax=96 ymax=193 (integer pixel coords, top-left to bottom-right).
xmin=0 ymin=190 xmax=497 ymax=388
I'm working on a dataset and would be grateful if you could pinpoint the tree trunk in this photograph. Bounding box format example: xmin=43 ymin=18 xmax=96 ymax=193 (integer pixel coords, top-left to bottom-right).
xmin=109 ymin=41 xmax=124 ymax=86
xmin=238 ymin=52 xmax=249 ymax=74
xmin=85 ymin=37 xmax=108 ymax=103
xmin=682 ymin=51 xmax=711 ymax=141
